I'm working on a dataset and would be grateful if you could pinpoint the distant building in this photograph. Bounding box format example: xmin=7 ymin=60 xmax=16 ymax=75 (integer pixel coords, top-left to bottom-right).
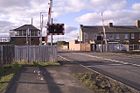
xmin=0 ymin=37 xmax=10 ymax=45
xmin=10 ymin=24 xmax=41 ymax=45
xmin=80 ymin=20 xmax=140 ymax=51
xmin=69 ymin=40 xmax=91 ymax=51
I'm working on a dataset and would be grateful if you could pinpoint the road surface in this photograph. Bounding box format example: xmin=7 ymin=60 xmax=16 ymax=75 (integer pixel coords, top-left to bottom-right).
xmin=58 ymin=52 xmax=140 ymax=91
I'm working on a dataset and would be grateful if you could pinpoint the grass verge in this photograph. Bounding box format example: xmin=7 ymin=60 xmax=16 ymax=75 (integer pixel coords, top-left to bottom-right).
xmin=0 ymin=63 xmax=22 ymax=93
xmin=73 ymin=72 xmax=133 ymax=93
xmin=33 ymin=61 xmax=60 ymax=67
xmin=14 ymin=60 xmax=60 ymax=67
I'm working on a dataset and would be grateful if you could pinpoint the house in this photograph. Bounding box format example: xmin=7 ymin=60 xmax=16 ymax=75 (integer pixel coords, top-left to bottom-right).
xmin=10 ymin=24 xmax=41 ymax=45
xmin=80 ymin=20 xmax=140 ymax=52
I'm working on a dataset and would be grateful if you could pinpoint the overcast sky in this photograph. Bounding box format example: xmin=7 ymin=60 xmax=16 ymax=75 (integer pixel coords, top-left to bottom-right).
xmin=0 ymin=0 xmax=140 ymax=41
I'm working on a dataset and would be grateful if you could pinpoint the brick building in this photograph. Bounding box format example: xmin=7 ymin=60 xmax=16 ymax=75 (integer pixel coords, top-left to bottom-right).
xmin=80 ymin=20 xmax=140 ymax=51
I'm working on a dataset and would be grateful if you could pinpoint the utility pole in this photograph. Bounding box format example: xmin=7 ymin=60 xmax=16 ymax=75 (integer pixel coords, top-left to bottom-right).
xmin=40 ymin=14 xmax=43 ymax=45
xmin=101 ymin=12 xmax=108 ymax=52
xmin=48 ymin=0 xmax=52 ymax=25
xmin=26 ymin=28 xmax=30 ymax=63
xmin=47 ymin=0 xmax=54 ymax=62
xmin=51 ymin=18 xmax=53 ymax=46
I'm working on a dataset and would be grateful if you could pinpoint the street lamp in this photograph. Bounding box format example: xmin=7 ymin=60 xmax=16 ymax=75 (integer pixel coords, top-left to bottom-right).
xmin=40 ymin=12 xmax=48 ymax=45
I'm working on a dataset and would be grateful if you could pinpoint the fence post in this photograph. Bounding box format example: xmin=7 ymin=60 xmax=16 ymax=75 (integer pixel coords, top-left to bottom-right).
xmin=0 ymin=46 xmax=2 ymax=66
xmin=0 ymin=46 xmax=3 ymax=66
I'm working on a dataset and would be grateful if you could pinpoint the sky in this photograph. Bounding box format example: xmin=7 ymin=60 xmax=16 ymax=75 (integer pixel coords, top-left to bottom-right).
xmin=0 ymin=0 xmax=140 ymax=41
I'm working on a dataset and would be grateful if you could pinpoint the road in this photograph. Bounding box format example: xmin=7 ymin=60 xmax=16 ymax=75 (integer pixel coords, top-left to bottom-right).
xmin=58 ymin=52 xmax=140 ymax=91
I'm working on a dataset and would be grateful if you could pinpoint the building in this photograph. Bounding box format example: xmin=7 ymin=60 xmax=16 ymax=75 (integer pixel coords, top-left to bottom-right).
xmin=69 ymin=40 xmax=91 ymax=51
xmin=10 ymin=24 xmax=41 ymax=45
xmin=0 ymin=37 xmax=10 ymax=45
xmin=80 ymin=20 xmax=140 ymax=52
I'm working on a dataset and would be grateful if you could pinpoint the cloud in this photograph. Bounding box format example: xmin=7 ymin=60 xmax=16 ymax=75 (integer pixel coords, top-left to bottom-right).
xmin=76 ymin=12 xmax=101 ymax=25
xmin=0 ymin=20 xmax=14 ymax=31
xmin=76 ymin=7 xmax=140 ymax=26
xmin=0 ymin=0 xmax=31 ymax=8
xmin=90 ymin=0 xmax=127 ymax=11
xmin=65 ymin=26 xmax=77 ymax=33
xmin=132 ymin=3 xmax=140 ymax=10
xmin=0 ymin=0 xmax=139 ymax=41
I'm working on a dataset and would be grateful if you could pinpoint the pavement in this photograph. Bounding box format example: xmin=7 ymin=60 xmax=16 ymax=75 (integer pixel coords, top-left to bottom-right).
xmin=4 ymin=66 xmax=93 ymax=93
xmin=58 ymin=52 xmax=140 ymax=91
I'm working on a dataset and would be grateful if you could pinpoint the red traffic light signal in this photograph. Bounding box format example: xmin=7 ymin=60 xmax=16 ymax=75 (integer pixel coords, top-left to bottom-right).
xmin=47 ymin=23 xmax=64 ymax=35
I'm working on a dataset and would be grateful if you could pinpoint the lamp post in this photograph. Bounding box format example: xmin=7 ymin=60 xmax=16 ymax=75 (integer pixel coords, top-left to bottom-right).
xmin=40 ymin=12 xmax=48 ymax=45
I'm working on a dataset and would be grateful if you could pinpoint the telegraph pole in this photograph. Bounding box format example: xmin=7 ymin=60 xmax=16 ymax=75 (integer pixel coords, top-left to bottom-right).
xmin=40 ymin=13 xmax=43 ymax=45
xmin=48 ymin=0 xmax=52 ymax=25
xmin=47 ymin=0 xmax=54 ymax=61
xmin=101 ymin=12 xmax=108 ymax=52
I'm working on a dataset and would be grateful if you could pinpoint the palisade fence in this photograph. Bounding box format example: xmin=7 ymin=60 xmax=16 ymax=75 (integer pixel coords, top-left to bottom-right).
xmin=94 ymin=44 xmax=140 ymax=52
xmin=0 ymin=45 xmax=15 ymax=65
xmin=0 ymin=45 xmax=57 ymax=65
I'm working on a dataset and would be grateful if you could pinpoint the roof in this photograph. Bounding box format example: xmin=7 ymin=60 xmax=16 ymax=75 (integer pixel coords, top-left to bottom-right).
xmin=80 ymin=25 xmax=140 ymax=33
xmin=12 ymin=24 xmax=40 ymax=31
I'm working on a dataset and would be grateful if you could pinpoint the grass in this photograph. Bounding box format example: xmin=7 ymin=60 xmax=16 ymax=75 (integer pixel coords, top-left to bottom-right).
xmin=33 ymin=61 xmax=60 ymax=67
xmin=73 ymin=72 xmax=132 ymax=93
xmin=0 ymin=63 xmax=22 ymax=93
xmin=14 ymin=60 xmax=60 ymax=67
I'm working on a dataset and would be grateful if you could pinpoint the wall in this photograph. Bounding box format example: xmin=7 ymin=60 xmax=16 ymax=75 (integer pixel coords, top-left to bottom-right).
xmin=69 ymin=41 xmax=80 ymax=51
xmin=11 ymin=37 xmax=40 ymax=45
xmin=69 ymin=41 xmax=91 ymax=51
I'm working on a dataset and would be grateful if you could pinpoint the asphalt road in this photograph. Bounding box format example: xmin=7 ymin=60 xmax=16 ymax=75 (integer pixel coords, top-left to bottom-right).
xmin=58 ymin=52 xmax=140 ymax=91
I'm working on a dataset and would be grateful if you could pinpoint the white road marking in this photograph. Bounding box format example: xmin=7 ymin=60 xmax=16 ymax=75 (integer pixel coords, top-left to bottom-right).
xmin=85 ymin=64 xmax=123 ymax=67
xmin=58 ymin=55 xmax=71 ymax=61
xmin=78 ymin=53 xmax=140 ymax=67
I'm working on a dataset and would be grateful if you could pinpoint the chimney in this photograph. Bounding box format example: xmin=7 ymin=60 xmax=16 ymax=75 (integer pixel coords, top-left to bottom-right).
xmin=31 ymin=18 xmax=33 ymax=25
xmin=109 ymin=23 xmax=113 ymax=27
xmin=136 ymin=20 xmax=140 ymax=28
xmin=80 ymin=24 xmax=83 ymax=27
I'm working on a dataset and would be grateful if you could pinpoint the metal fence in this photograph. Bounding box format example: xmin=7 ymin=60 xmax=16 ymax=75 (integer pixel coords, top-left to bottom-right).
xmin=0 ymin=45 xmax=57 ymax=65
xmin=93 ymin=44 xmax=140 ymax=52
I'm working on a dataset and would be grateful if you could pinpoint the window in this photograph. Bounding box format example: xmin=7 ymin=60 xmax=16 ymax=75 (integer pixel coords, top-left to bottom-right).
xmin=131 ymin=33 xmax=134 ymax=39
xmin=15 ymin=31 xmax=19 ymax=36
xmin=93 ymin=34 xmax=97 ymax=40
xmin=116 ymin=34 xmax=120 ymax=39
xmin=109 ymin=34 xmax=114 ymax=40
xmin=23 ymin=31 xmax=26 ymax=36
xmin=124 ymin=34 xmax=129 ymax=39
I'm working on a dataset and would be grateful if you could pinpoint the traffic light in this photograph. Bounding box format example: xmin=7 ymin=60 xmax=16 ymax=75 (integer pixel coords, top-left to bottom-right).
xmin=56 ymin=24 xmax=64 ymax=34
xmin=47 ymin=23 xmax=64 ymax=35
xmin=47 ymin=24 xmax=55 ymax=33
